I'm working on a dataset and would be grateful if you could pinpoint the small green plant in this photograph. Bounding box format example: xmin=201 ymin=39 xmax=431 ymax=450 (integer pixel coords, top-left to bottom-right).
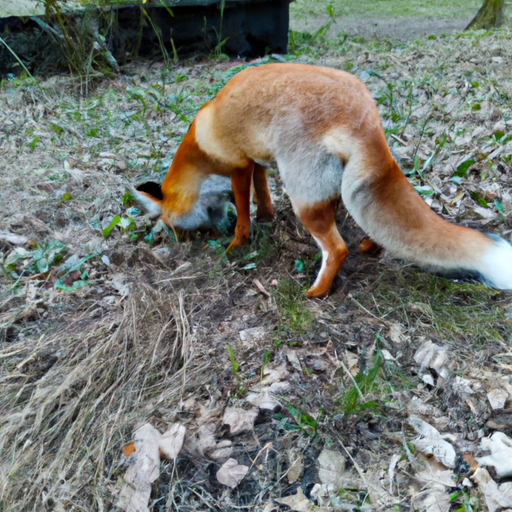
xmin=288 ymin=4 xmax=338 ymax=54
xmin=338 ymin=349 xmax=383 ymax=416
xmin=121 ymin=191 xmax=135 ymax=205
xmin=102 ymin=215 xmax=136 ymax=238
xmin=2 ymin=240 xmax=67 ymax=279
xmin=274 ymin=402 xmax=321 ymax=442
xmin=26 ymin=137 xmax=39 ymax=152
xmin=226 ymin=344 xmax=239 ymax=379
xmin=275 ymin=279 xmax=314 ymax=334
xmin=260 ymin=348 xmax=272 ymax=380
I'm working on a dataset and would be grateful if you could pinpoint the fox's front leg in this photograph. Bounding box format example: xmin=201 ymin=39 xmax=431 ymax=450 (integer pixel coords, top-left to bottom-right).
xmin=226 ymin=162 xmax=255 ymax=252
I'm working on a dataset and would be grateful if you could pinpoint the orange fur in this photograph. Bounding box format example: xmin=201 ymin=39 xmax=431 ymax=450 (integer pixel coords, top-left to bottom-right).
xmin=135 ymin=63 xmax=512 ymax=297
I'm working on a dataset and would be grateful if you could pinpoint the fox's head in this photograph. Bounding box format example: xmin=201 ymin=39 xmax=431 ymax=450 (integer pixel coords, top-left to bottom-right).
xmin=134 ymin=176 xmax=233 ymax=231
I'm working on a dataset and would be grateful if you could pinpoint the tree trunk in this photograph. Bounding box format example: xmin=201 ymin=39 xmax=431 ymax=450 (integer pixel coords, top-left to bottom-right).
xmin=466 ymin=0 xmax=505 ymax=30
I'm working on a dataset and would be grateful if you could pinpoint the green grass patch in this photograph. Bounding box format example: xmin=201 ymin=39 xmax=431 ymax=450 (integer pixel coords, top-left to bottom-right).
xmin=352 ymin=270 xmax=511 ymax=345
xmin=274 ymin=278 xmax=314 ymax=335
xmin=291 ymin=0 xmax=481 ymax=20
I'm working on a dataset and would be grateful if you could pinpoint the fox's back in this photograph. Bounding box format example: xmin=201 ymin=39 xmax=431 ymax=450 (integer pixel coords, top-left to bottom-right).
xmin=194 ymin=64 xmax=387 ymax=169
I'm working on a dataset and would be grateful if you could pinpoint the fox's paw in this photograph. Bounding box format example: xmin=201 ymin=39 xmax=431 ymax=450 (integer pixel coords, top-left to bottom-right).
xmin=226 ymin=234 xmax=250 ymax=253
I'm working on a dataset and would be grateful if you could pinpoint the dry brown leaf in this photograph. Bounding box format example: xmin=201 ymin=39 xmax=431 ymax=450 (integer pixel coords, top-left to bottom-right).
xmin=286 ymin=348 xmax=302 ymax=372
xmin=486 ymin=389 xmax=508 ymax=411
xmin=0 ymin=232 xmax=28 ymax=245
xmin=477 ymin=432 xmax=512 ymax=478
xmin=239 ymin=326 xmax=267 ymax=345
xmin=344 ymin=350 xmax=359 ymax=375
xmin=253 ymin=278 xmax=271 ymax=298
xmin=117 ymin=422 xmax=186 ymax=511
xmin=222 ymin=407 xmax=258 ymax=436
xmin=388 ymin=323 xmax=407 ymax=344
xmin=287 ymin=450 xmax=304 ymax=484
xmin=411 ymin=487 xmax=451 ymax=512
xmin=408 ymin=415 xmax=456 ymax=468
xmin=473 ymin=468 xmax=512 ymax=512
xmin=275 ymin=487 xmax=315 ymax=511
xmin=159 ymin=423 xmax=186 ymax=460
xmin=216 ymin=458 xmax=249 ymax=488
xmin=413 ymin=340 xmax=451 ymax=382
xmin=197 ymin=423 xmax=217 ymax=454
xmin=210 ymin=439 xmax=233 ymax=460
xmin=317 ymin=448 xmax=346 ymax=488
xmin=246 ymin=387 xmax=281 ymax=411
xmin=116 ymin=424 xmax=161 ymax=512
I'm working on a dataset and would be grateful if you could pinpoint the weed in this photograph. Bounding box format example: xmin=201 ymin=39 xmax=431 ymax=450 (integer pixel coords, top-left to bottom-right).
xmin=352 ymin=272 xmax=511 ymax=345
xmin=338 ymin=349 xmax=383 ymax=416
xmin=274 ymin=279 xmax=314 ymax=334
xmin=260 ymin=348 xmax=272 ymax=381
xmin=226 ymin=344 xmax=239 ymax=379
xmin=276 ymin=401 xmax=321 ymax=441
xmin=3 ymin=239 xmax=66 ymax=278
xmin=289 ymin=4 xmax=340 ymax=54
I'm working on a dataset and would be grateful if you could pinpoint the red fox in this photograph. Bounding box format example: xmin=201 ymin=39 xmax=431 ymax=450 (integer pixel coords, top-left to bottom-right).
xmin=135 ymin=63 xmax=512 ymax=297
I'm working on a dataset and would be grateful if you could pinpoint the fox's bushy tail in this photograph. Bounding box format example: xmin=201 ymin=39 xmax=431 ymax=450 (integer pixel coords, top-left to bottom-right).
xmin=341 ymin=154 xmax=512 ymax=290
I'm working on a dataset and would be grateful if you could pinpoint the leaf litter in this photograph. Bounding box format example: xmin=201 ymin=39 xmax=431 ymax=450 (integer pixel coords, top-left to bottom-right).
xmin=1 ymin=24 xmax=512 ymax=512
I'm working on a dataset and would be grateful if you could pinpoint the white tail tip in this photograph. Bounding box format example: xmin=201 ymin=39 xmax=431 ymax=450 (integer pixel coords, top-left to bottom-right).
xmin=479 ymin=236 xmax=512 ymax=290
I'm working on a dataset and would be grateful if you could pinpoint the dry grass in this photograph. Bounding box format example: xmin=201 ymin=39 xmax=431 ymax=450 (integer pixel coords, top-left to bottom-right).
xmin=0 ymin=277 xmax=213 ymax=510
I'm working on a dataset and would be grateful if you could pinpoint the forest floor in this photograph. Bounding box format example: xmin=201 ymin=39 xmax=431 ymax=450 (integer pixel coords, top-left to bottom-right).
xmin=1 ymin=8 xmax=512 ymax=512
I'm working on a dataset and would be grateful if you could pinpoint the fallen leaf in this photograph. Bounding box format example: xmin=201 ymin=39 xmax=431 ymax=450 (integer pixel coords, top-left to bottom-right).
xmin=486 ymin=389 xmax=508 ymax=411
xmin=253 ymin=278 xmax=271 ymax=298
xmin=246 ymin=387 xmax=281 ymax=411
xmin=275 ymin=487 xmax=314 ymax=511
xmin=413 ymin=340 xmax=451 ymax=383
xmin=159 ymin=423 xmax=186 ymax=460
xmin=388 ymin=323 xmax=407 ymax=344
xmin=408 ymin=415 xmax=456 ymax=468
xmin=117 ymin=422 xmax=186 ymax=511
xmin=0 ymin=232 xmax=28 ymax=245
xmin=216 ymin=458 xmax=249 ymax=488
xmin=287 ymin=450 xmax=304 ymax=484
xmin=222 ymin=407 xmax=258 ymax=436
xmin=472 ymin=467 xmax=512 ymax=512
xmin=411 ymin=487 xmax=451 ymax=512
xmin=197 ymin=423 xmax=217 ymax=454
xmin=477 ymin=432 xmax=512 ymax=478
xmin=116 ymin=424 xmax=161 ymax=512
xmin=286 ymin=348 xmax=302 ymax=372
xmin=239 ymin=327 xmax=267 ymax=345
xmin=317 ymin=448 xmax=346 ymax=488
xmin=209 ymin=439 xmax=233 ymax=460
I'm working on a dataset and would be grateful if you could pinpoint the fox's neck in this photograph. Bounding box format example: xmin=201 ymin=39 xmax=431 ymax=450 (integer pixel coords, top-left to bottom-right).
xmin=160 ymin=121 xmax=207 ymax=220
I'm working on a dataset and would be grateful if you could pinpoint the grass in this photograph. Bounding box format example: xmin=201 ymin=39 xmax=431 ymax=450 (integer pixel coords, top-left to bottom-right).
xmin=351 ymin=270 xmax=511 ymax=346
xmin=291 ymin=0 xmax=482 ymax=20
xmin=274 ymin=278 xmax=315 ymax=336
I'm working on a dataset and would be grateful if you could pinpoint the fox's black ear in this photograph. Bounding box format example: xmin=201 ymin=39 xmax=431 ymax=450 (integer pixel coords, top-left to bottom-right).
xmin=136 ymin=181 xmax=164 ymax=200
xmin=133 ymin=181 xmax=163 ymax=218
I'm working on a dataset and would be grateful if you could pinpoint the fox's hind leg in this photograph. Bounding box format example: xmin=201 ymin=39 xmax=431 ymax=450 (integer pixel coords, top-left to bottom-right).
xmin=227 ymin=161 xmax=255 ymax=251
xmin=252 ymin=164 xmax=274 ymax=222
xmin=296 ymin=198 xmax=348 ymax=298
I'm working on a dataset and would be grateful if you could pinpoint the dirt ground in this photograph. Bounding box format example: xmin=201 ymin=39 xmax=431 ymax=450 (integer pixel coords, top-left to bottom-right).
xmin=291 ymin=15 xmax=475 ymax=42
xmin=1 ymin=10 xmax=512 ymax=512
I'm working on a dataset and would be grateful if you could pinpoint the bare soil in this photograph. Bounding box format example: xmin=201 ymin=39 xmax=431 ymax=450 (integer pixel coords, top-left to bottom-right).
xmin=291 ymin=14 xmax=475 ymax=41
